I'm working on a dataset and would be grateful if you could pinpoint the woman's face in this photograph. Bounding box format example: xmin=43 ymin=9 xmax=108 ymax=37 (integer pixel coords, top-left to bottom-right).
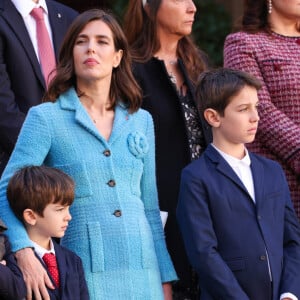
xmin=73 ymin=20 xmax=122 ymax=85
xmin=271 ymin=0 xmax=300 ymax=21
xmin=156 ymin=0 xmax=196 ymax=38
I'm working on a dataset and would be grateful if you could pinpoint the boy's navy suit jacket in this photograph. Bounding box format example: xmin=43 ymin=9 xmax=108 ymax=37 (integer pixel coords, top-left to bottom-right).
xmin=35 ymin=240 xmax=89 ymax=300
xmin=0 ymin=234 xmax=26 ymax=300
xmin=177 ymin=144 xmax=300 ymax=300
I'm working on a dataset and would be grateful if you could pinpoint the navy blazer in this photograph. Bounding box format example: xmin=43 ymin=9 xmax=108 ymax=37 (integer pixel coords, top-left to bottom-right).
xmin=36 ymin=240 xmax=89 ymax=300
xmin=0 ymin=0 xmax=78 ymax=173
xmin=177 ymin=144 xmax=300 ymax=299
xmin=0 ymin=234 xmax=26 ymax=300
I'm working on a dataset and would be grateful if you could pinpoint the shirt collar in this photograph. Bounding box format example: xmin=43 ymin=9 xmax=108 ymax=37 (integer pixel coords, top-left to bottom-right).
xmin=31 ymin=239 xmax=55 ymax=259
xmin=11 ymin=0 xmax=48 ymax=18
xmin=212 ymin=143 xmax=251 ymax=167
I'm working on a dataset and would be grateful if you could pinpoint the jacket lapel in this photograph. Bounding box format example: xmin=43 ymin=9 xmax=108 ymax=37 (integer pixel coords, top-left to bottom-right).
xmin=59 ymin=88 xmax=131 ymax=146
xmin=0 ymin=0 xmax=45 ymax=87
xmin=53 ymin=241 xmax=66 ymax=294
xmin=206 ymin=145 xmax=253 ymax=200
xmin=249 ymin=153 xmax=265 ymax=208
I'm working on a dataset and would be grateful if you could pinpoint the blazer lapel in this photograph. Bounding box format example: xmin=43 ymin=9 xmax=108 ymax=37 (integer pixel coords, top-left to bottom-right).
xmin=249 ymin=153 xmax=265 ymax=208
xmin=59 ymin=88 xmax=132 ymax=147
xmin=206 ymin=145 xmax=253 ymax=199
xmin=0 ymin=0 xmax=45 ymax=87
xmin=108 ymin=104 xmax=132 ymax=146
xmin=53 ymin=241 xmax=67 ymax=293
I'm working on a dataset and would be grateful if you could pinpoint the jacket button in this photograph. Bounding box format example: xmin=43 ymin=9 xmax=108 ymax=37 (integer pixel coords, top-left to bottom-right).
xmin=113 ymin=210 xmax=122 ymax=217
xmin=103 ymin=149 xmax=111 ymax=157
xmin=260 ymin=255 xmax=266 ymax=261
xmin=107 ymin=179 xmax=116 ymax=187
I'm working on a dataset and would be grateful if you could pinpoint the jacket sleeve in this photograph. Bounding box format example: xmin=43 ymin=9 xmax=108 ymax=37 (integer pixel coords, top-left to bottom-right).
xmin=140 ymin=112 xmax=178 ymax=283
xmin=0 ymin=235 xmax=26 ymax=300
xmin=176 ymin=167 xmax=249 ymax=299
xmin=0 ymin=106 xmax=51 ymax=251
xmin=279 ymin=170 xmax=300 ymax=296
xmin=224 ymin=32 xmax=300 ymax=175
xmin=0 ymin=33 xmax=26 ymax=154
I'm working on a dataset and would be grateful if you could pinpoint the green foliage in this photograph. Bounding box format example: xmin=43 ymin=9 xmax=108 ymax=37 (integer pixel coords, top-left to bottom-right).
xmin=110 ymin=0 xmax=232 ymax=67
xmin=193 ymin=1 xmax=231 ymax=66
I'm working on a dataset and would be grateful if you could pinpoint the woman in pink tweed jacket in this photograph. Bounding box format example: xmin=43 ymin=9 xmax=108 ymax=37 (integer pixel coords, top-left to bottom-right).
xmin=224 ymin=0 xmax=300 ymax=218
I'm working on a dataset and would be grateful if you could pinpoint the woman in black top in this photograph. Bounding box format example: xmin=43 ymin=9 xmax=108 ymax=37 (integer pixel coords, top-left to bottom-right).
xmin=124 ymin=1 xmax=212 ymax=298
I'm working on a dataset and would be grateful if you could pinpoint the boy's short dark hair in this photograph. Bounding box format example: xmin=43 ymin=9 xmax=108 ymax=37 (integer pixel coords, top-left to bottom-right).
xmin=195 ymin=68 xmax=262 ymax=117
xmin=7 ymin=166 xmax=75 ymax=222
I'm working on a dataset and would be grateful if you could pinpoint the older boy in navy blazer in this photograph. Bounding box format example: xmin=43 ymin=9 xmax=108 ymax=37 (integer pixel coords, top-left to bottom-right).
xmin=7 ymin=166 xmax=89 ymax=300
xmin=177 ymin=68 xmax=300 ymax=300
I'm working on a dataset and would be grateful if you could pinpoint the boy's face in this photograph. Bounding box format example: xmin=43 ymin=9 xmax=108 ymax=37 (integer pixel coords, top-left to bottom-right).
xmin=34 ymin=203 xmax=72 ymax=239
xmin=217 ymin=85 xmax=259 ymax=147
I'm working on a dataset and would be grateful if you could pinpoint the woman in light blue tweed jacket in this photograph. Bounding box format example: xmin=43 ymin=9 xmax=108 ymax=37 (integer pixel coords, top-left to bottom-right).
xmin=0 ymin=9 xmax=177 ymax=300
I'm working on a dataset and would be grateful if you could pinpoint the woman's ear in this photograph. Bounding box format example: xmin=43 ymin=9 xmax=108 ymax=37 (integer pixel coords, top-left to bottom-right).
xmin=23 ymin=209 xmax=37 ymax=226
xmin=204 ymin=108 xmax=221 ymax=128
xmin=113 ymin=49 xmax=123 ymax=68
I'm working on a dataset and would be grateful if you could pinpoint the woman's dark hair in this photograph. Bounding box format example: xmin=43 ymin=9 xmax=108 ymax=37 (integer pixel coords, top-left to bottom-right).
xmin=238 ymin=0 xmax=269 ymax=33
xmin=239 ymin=0 xmax=300 ymax=33
xmin=123 ymin=0 xmax=208 ymax=84
xmin=44 ymin=9 xmax=142 ymax=113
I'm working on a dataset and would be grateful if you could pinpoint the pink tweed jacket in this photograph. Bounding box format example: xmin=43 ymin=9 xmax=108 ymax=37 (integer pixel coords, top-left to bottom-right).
xmin=224 ymin=31 xmax=300 ymax=217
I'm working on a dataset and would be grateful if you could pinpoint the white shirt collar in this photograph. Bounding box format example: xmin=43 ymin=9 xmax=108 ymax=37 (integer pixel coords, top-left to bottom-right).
xmin=212 ymin=144 xmax=251 ymax=167
xmin=11 ymin=0 xmax=48 ymax=18
xmin=31 ymin=239 xmax=55 ymax=259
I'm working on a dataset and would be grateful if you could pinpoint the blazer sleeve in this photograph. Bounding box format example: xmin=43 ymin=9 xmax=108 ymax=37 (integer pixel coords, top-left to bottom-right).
xmin=0 ymin=33 xmax=26 ymax=153
xmin=0 ymin=235 xmax=26 ymax=300
xmin=140 ymin=112 xmax=177 ymax=283
xmin=176 ymin=167 xmax=249 ymax=299
xmin=75 ymin=254 xmax=89 ymax=300
xmin=224 ymin=32 xmax=300 ymax=175
xmin=0 ymin=106 xmax=52 ymax=251
xmin=279 ymin=172 xmax=300 ymax=296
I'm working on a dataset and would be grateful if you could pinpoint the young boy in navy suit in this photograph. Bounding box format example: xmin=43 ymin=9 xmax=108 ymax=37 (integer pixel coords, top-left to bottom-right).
xmin=0 ymin=218 xmax=26 ymax=299
xmin=177 ymin=68 xmax=300 ymax=300
xmin=7 ymin=165 xmax=89 ymax=300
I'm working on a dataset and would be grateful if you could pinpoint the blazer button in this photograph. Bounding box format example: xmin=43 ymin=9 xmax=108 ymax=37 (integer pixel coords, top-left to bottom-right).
xmin=107 ymin=179 xmax=116 ymax=187
xmin=103 ymin=149 xmax=111 ymax=157
xmin=260 ymin=255 xmax=266 ymax=261
xmin=113 ymin=210 xmax=122 ymax=217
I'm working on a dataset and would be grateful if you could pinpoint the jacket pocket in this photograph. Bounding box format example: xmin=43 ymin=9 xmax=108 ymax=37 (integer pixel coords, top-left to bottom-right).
xmin=87 ymin=222 xmax=104 ymax=273
xmin=55 ymin=162 xmax=92 ymax=198
xmin=225 ymin=257 xmax=246 ymax=272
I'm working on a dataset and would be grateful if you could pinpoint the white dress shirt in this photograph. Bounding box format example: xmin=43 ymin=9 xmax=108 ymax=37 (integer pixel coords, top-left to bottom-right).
xmin=31 ymin=239 xmax=56 ymax=261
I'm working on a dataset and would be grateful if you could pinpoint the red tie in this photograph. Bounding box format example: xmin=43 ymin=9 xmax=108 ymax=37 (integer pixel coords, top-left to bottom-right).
xmin=42 ymin=253 xmax=60 ymax=288
xmin=30 ymin=7 xmax=56 ymax=87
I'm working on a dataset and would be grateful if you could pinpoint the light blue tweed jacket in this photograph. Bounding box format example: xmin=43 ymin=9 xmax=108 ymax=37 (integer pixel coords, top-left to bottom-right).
xmin=0 ymin=87 xmax=177 ymax=299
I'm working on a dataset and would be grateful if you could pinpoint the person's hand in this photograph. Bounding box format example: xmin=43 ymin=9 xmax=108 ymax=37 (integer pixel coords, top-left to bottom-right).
xmin=0 ymin=259 xmax=6 ymax=265
xmin=15 ymin=247 xmax=54 ymax=300
xmin=162 ymin=282 xmax=173 ymax=300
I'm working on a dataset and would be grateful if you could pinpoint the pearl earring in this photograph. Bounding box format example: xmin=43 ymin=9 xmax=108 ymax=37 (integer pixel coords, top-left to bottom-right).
xmin=268 ymin=0 xmax=272 ymax=14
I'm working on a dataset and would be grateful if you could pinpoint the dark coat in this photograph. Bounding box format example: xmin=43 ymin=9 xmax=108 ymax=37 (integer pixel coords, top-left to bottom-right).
xmin=133 ymin=57 xmax=212 ymax=286
xmin=0 ymin=0 xmax=78 ymax=174
xmin=177 ymin=144 xmax=300 ymax=299
xmin=0 ymin=234 xmax=26 ymax=300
